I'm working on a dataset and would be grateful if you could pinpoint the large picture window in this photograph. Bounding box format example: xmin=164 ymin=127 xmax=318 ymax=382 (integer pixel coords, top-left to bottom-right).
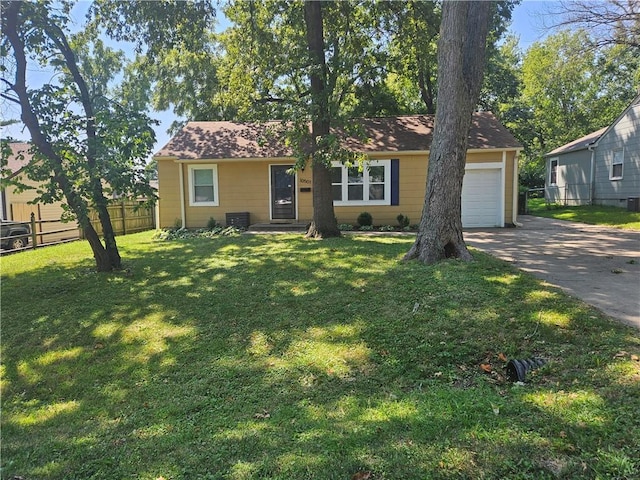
xmin=610 ymin=149 xmax=623 ymax=180
xmin=331 ymin=160 xmax=391 ymax=206
xmin=188 ymin=164 xmax=219 ymax=206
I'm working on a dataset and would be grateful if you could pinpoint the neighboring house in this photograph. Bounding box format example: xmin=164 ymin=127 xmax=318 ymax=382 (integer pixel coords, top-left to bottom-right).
xmin=1 ymin=142 xmax=79 ymax=244
xmin=154 ymin=113 xmax=522 ymax=229
xmin=545 ymin=94 xmax=640 ymax=208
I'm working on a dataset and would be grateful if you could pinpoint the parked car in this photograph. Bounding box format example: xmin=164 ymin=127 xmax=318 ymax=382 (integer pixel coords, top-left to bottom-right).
xmin=1 ymin=221 xmax=30 ymax=250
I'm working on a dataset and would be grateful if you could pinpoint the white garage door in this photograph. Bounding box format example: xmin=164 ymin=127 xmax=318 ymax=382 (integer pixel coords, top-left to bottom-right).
xmin=462 ymin=169 xmax=501 ymax=227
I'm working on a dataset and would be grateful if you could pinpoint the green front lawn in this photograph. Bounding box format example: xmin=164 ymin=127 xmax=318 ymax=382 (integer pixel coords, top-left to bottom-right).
xmin=527 ymin=198 xmax=640 ymax=230
xmin=2 ymin=232 xmax=639 ymax=479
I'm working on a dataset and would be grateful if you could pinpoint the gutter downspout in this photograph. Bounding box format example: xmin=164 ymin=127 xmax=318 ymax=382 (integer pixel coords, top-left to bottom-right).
xmin=178 ymin=162 xmax=186 ymax=228
xmin=500 ymin=150 xmax=506 ymax=227
xmin=512 ymin=150 xmax=522 ymax=227
xmin=588 ymin=145 xmax=595 ymax=205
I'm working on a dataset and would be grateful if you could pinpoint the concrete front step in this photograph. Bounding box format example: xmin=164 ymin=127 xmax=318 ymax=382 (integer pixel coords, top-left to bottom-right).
xmin=247 ymin=223 xmax=309 ymax=232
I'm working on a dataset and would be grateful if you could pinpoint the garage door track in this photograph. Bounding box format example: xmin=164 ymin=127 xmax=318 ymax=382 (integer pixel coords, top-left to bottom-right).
xmin=465 ymin=216 xmax=640 ymax=329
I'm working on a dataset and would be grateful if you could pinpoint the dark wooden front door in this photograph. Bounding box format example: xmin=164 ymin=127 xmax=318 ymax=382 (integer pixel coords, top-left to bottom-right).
xmin=271 ymin=165 xmax=296 ymax=220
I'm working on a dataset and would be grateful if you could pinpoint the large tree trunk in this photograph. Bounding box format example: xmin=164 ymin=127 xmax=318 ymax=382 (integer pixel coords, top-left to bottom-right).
xmin=45 ymin=21 xmax=122 ymax=269
xmin=404 ymin=0 xmax=492 ymax=263
xmin=94 ymin=199 xmax=122 ymax=269
xmin=303 ymin=0 xmax=341 ymax=239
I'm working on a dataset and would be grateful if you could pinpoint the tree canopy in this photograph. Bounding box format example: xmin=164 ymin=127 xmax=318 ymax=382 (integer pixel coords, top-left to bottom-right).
xmin=500 ymin=28 xmax=639 ymax=189
xmin=1 ymin=0 xmax=156 ymax=270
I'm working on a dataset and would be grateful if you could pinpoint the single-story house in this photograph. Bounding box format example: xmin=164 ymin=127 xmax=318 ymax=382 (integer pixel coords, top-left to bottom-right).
xmin=544 ymin=93 xmax=640 ymax=209
xmin=1 ymin=142 xmax=79 ymax=244
xmin=154 ymin=113 xmax=523 ymax=229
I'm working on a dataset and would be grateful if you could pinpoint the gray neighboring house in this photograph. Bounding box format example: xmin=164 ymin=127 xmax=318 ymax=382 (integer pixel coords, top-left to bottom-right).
xmin=544 ymin=94 xmax=640 ymax=209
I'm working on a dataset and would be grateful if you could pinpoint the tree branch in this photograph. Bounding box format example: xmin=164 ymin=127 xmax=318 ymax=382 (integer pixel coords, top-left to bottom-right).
xmin=0 ymin=92 xmax=20 ymax=104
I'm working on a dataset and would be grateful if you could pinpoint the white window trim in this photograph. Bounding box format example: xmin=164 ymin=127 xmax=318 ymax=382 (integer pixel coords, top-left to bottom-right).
xmin=549 ymin=158 xmax=558 ymax=186
xmin=610 ymin=149 xmax=623 ymax=181
xmin=331 ymin=160 xmax=391 ymax=206
xmin=188 ymin=164 xmax=219 ymax=207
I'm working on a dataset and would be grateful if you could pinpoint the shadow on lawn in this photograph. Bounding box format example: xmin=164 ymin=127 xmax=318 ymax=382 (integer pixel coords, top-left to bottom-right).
xmin=2 ymin=233 xmax=639 ymax=479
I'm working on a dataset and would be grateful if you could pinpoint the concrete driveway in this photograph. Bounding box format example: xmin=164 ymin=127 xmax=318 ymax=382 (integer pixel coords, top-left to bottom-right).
xmin=464 ymin=216 xmax=640 ymax=329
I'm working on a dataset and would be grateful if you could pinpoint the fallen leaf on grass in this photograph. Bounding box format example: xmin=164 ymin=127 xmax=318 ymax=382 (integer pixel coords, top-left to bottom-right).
xmin=498 ymin=352 xmax=508 ymax=362
xmin=254 ymin=409 xmax=270 ymax=419
xmin=351 ymin=471 xmax=371 ymax=480
xmin=632 ymin=355 xmax=639 ymax=362
xmin=480 ymin=363 xmax=492 ymax=373
xmin=614 ymin=351 xmax=629 ymax=358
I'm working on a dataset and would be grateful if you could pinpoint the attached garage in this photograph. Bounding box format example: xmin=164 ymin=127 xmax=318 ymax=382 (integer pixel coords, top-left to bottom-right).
xmin=155 ymin=114 xmax=522 ymax=229
xmin=462 ymin=167 xmax=503 ymax=228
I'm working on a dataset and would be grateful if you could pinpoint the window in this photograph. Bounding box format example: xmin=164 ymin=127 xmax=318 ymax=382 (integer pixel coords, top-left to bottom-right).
xmin=549 ymin=158 xmax=558 ymax=185
xmin=331 ymin=160 xmax=391 ymax=206
xmin=610 ymin=149 xmax=623 ymax=180
xmin=188 ymin=164 xmax=219 ymax=206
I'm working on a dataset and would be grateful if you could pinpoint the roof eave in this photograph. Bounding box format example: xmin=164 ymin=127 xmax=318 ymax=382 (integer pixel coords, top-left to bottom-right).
xmin=158 ymin=146 xmax=521 ymax=162
xmin=592 ymin=92 xmax=640 ymax=148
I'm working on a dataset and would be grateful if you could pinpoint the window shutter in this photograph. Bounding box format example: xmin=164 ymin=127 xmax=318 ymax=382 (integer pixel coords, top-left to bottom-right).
xmin=391 ymin=159 xmax=399 ymax=205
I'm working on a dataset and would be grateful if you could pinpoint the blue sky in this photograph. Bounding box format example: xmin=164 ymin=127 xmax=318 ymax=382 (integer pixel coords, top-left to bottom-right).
xmin=2 ymin=0 xmax=560 ymax=154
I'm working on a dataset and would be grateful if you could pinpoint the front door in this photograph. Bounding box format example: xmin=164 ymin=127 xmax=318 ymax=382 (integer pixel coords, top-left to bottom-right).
xmin=271 ymin=165 xmax=296 ymax=220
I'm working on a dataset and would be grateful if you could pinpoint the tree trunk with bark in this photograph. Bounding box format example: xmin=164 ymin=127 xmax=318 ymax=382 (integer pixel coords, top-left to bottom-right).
xmin=404 ymin=0 xmax=492 ymax=264
xmin=2 ymin=1 xmax=118 ymax=271
xmin=303 ymin=0 xmax=341 ymax=239
xmin=45 ymin=20 xmax=122 ymax=269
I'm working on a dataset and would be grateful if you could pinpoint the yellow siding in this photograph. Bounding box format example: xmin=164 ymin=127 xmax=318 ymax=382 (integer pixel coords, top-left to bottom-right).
xmin=157 ymin=150 xmax=520 ymax=229
xmin=157 ymin=158 xmax=183 ymax=228
xmin=504 ymin=151 xmax=517 ymax=223
xmin=334 ymin=153 xmax=426 ymax=226
xmin=297 ymin=168 xmax=314 ymax=221
xmin=466 ymin=151 xmax=503 ymax=163
xmin=4 ymin=173 xmax=79 ymax=243
xmin=184 ymin=161 xmax=273 ymax=227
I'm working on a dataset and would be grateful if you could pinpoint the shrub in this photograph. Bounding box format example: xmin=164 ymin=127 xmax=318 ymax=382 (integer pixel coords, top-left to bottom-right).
xmin=357 ymin=212 xmax=373 ymax=227
xmin=397 ymin=214 xmax=410 ymax=228
xmin=206 ymin=217 xmax=218 ymax=230
xmin=338 ymin=223 xmax=354 ymax=231
xmin=359 ymin=225 xmax=374 ymax=231
xmin=153 ymin=226 xmax=243 ymax=241
xmin=379 ymin=225 xmax=395 ymax=231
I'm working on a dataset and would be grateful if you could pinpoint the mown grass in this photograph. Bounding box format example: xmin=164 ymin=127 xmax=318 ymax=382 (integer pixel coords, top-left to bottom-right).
xmin=2 ymin=231 xmax=639 ymax=480
xmin=528 ymin=198 xmax=640 ymax=230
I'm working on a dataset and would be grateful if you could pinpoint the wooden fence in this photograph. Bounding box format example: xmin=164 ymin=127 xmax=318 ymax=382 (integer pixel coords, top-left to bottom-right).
xmin=85 ymin=200 xmax=155 ymax=237
xmin=4 ymin=200 xmax=155 ymax=251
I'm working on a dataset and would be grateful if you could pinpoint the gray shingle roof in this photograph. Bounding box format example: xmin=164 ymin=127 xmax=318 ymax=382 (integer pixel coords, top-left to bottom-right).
xmin=545 ymin=127 xmax=607 ymax=156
